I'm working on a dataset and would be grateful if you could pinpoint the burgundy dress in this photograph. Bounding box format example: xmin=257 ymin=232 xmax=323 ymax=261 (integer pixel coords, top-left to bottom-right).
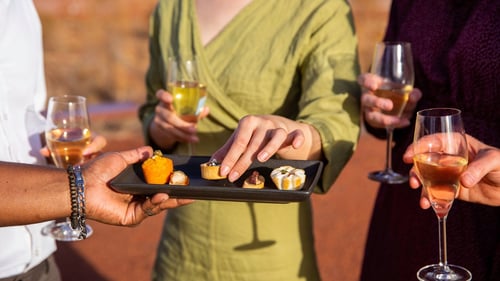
xmin=360 ymin=0 xmax=500 ymax=280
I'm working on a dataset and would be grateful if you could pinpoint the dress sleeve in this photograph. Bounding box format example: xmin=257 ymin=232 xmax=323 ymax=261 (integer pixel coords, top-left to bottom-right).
xmin=139 ymin=4 xmax=165 ymax=148
xmin=297 ymin=0 xmax=361 ymax=193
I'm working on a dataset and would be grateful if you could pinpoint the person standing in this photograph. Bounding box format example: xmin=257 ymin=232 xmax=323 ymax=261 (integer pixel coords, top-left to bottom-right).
xmin=358 ymin=0 xmax=500 ymax=280
xmin=0 ymin=1 xmax=106 ymax=280
xmin=139 ymin=0 xmax=361 ymax=280
xmin=0 ymin=1 xmax=63 ymax=279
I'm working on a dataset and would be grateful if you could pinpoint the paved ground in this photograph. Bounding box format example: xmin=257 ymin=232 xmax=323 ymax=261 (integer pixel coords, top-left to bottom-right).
xmin=53 ymin=107 xmax=385 ymax=281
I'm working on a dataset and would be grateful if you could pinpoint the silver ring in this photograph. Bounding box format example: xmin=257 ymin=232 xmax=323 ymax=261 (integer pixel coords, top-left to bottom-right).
xmin=145 ymin=208 xmax=154 ymax=216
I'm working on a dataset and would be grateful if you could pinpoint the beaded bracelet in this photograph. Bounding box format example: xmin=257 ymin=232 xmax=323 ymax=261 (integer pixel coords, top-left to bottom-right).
xmin=67 ymin=164 xmax=88 ymax=239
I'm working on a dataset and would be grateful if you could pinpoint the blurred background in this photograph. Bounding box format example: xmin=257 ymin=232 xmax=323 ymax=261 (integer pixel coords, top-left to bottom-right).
xmin=34 ymin=0 xmax=390 ymax=147
xmin=33 ymin=0 xmax=391 ymax=280
xmin=36 ymin=0 xmax=389 ymax=104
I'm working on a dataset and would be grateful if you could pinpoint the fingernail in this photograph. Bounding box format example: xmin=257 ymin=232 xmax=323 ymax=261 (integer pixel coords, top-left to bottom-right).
xmin=220 ymin=165 xmax=229 ymax=176
xmin=258 ymin=151 xmax=269 ymax=162
xmin=229 ymin=171 xmax=240 ymax=182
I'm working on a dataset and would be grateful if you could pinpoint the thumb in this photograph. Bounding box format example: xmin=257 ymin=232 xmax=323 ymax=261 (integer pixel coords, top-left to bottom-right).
xmin=118 ymin=146 xmax=154 ymax=165
xmin=461 ymin=148 xmax=497 ymax=188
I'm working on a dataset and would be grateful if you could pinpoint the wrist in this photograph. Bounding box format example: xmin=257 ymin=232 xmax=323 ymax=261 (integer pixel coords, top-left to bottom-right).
xmin=67 ymin=165 xmax=89 ymax=239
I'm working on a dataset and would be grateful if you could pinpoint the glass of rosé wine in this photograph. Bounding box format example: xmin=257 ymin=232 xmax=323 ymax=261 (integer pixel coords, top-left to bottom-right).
xmin=413 ymin=108 xmax=471 ymax=281
xmin=368 ymin=41 xmax=414 ymax=184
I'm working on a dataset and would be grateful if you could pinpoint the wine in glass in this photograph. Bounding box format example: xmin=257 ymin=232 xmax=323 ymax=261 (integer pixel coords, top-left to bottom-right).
xmin=167 ymin=57 xmax=206 ymax=155
xmin=413 ymin=108 xmax=471 ymax=281
xmin=368 ymin=41 xmax=414 ymax=184
xmin=43 ymin=95 xmax=93 ymax=241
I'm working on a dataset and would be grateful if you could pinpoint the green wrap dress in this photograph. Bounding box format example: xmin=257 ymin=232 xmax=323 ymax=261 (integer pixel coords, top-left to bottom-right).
xmin=139 ymin=0 xmax=361 ymax=280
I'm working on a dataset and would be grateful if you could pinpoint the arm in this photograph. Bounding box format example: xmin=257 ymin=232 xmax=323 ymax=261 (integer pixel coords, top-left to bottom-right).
xmin=213 ymin=0 xmax=362 ymax=189
xmin=359 ymin=0 xmax=421 ymax=139
xmin=0 ymin=146 xmax=193 ymax=226
xmin=139 ymin=5 xmax=176 ymax=151
xmin=139 ymin=5 xmax=198 ymax=151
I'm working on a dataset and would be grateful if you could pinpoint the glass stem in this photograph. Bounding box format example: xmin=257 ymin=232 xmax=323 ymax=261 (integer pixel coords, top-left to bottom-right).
xmin=385 ymin=127 xmax=394 ymax=172
xmin=437 ymin=216 xmax=450 ymax=269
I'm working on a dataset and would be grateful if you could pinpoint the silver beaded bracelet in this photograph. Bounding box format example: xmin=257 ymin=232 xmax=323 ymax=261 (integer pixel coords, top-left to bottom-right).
xmin=67 ymin=165 xmax=88 ymax=239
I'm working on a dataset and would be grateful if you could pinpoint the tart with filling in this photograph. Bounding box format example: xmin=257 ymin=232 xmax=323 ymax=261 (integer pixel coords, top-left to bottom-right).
xmin=242 ymin=171 xmax=265 ymax=189
xmin=270 ymin=165 xmax=306 ymax=190
xmin=200 ymin=159 xmax=227 ymax=180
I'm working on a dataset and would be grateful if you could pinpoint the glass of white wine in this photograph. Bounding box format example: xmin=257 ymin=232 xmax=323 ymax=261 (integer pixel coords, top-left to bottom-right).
xmin=413 ymin=108 xmax=471 ymax=281
xmin=167 ymin=56 xmax=206 ymax=155
xmin=43 ymin=95 xmax=93 ymax=241
xmin=368 ymin=41 xmax=414 ymax=184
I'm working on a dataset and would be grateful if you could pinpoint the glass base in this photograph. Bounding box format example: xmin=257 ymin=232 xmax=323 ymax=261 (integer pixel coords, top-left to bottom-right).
xmin=43 ymin=221 xmax=93 ymax=242
xmin=417 ymin=264 xmax=472 ymax=281
xmin=368 ymin=170 xmax=408 ymax=184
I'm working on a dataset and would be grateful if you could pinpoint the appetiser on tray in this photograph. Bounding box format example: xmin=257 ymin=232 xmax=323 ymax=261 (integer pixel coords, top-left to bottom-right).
xmin=141 ymin=150 xmax=189 ymax=185
xmin=111 ymin=153 xmax=323 ymax=203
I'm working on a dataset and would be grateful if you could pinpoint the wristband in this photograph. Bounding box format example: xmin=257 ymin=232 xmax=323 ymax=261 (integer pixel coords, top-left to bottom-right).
xmin=67 ymin=164 xmax=88 ymax=239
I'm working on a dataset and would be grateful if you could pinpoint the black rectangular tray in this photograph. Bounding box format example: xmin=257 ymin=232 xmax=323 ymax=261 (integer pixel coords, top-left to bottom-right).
xmin=110 ymin=155 xmax=323 ymax=203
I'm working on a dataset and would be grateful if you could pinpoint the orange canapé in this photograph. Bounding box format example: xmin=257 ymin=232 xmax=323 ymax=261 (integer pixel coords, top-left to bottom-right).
xmin=141 ymin=150 xmax=173 ymax=184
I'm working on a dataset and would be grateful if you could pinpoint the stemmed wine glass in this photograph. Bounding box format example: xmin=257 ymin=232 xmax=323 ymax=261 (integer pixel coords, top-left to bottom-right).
xmin=43 ymin=95 xmax=93 ymax=241
xmin=167 ymin=56 xmax=206 ymax=155
xmin=368 ymin=41 xmax=414 ymax=184
xmin=413 ymin=108 xmax=471 ymax=281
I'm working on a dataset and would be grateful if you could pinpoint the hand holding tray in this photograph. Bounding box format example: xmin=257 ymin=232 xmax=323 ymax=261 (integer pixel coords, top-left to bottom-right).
xmin=110 ymin=155 xmax=323 ymax=203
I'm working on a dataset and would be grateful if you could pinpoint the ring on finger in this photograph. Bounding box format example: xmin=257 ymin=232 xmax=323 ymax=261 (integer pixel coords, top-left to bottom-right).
xmin=145 ymin=208 xmax=155 ymax=216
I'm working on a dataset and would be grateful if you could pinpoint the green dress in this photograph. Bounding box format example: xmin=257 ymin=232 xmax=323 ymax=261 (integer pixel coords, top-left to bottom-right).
xmin=139 ymin=0 xmax=361 ymax=280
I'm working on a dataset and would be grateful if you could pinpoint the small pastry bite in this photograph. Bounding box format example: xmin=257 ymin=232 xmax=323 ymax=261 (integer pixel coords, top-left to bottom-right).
xmin=141 ymin=150 xmax=173 ymax=184
xmin=169 ymin=170 xmax=189 ymax=185
xmin=270 ymin=165 xmax=306 ymax=190
xmin=200 ymin=159 xmax=227 ymax=180
xmin=242 ymin=171 xmax=265 ymax=189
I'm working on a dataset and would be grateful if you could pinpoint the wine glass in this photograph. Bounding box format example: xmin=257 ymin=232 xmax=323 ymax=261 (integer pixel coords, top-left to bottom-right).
xmin=368 ymin=41 xmax=414 ymax=184
xmin=413 ymin=108 xmax=471 ymax=281
xmin=167 ymin=56 xmax=206 ymax=155
xmin=43 ymin=95 xmax=93 ymax=241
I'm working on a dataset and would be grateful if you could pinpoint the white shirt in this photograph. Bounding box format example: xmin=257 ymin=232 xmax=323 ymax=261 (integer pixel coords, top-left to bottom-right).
xmin=0 ymin=0 xmax=57 ymax=277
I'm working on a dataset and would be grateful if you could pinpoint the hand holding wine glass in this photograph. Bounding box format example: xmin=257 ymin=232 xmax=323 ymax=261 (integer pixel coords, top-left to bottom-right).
xmin=367 ymin=41 xmax=414 ymax=184
xmin=167 ymin=56 xmax=206 ymax=155
xmin=413 ymin=108 xmax=471 ymax=281
xmin=44 ymin=95 xmax=94 ymax=241
xmin=404 ymin=134 xmax=500 ymax=208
